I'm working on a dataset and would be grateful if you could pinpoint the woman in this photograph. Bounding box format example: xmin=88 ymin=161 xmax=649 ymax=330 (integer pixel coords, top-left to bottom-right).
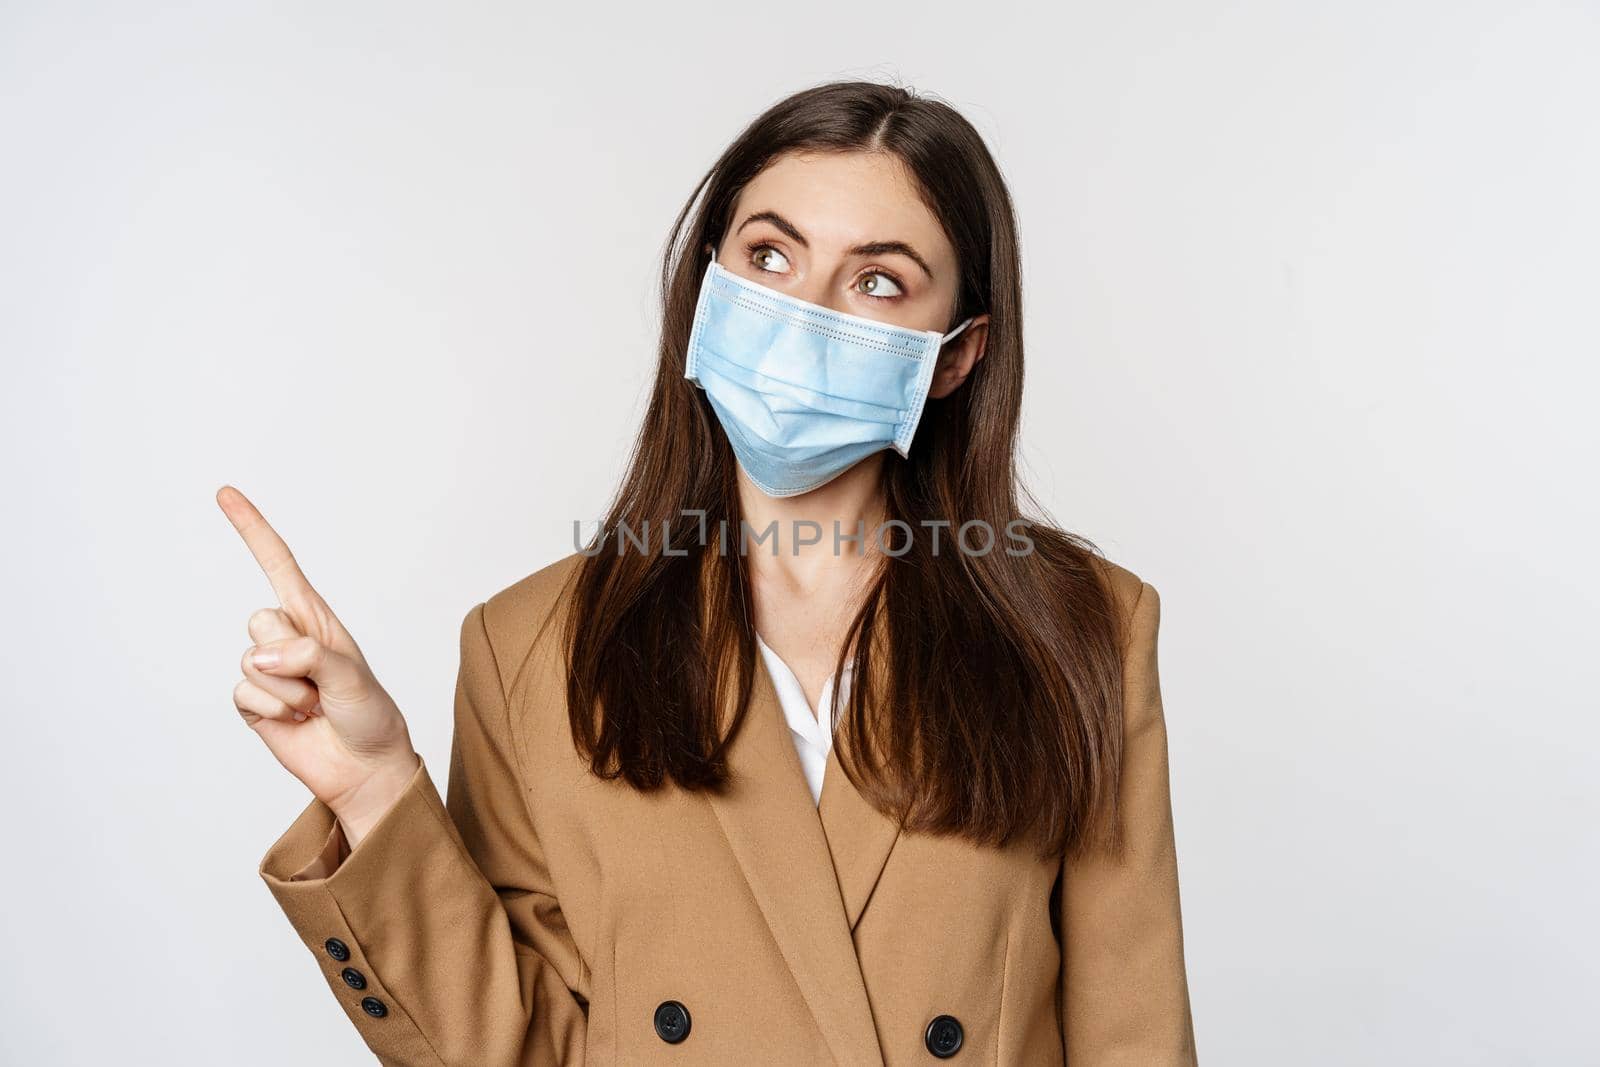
xmin=222 ymin=80 xmax=1197 ymax=1065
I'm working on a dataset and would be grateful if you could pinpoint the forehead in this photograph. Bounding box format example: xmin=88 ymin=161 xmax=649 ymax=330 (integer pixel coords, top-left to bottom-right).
xmin=729 ymin=150 xmax=953 ymax=263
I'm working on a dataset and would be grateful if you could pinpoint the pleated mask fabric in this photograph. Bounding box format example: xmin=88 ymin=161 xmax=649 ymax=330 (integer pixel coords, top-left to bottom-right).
xmin=684 ymin=258 xmax=974 ymax=497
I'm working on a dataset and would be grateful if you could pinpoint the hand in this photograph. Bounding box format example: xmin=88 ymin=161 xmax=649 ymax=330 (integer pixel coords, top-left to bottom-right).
xmin=217 ymin=485 xmax=420 ymax=846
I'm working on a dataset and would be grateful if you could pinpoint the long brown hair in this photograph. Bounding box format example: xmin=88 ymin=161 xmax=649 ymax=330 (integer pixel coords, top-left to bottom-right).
xmin=563 ymin=79 xmax=1128 ymax=862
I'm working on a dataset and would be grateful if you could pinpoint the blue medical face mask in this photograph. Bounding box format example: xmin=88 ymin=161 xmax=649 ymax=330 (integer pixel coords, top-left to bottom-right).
xmin=684 ymin=256 xmax=975 ymax=498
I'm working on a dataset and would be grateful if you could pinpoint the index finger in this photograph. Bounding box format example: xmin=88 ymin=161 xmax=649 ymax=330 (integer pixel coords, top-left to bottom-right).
xmin=215 ymin=485 xmax=325 ymax=612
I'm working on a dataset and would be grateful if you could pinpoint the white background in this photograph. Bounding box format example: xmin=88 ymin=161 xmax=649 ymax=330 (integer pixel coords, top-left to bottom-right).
xmin=2 ymin=2 xmax=1595 ymax=1063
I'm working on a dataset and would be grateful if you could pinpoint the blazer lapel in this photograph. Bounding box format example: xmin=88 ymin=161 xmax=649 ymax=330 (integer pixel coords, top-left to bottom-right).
xmin=817 ymin=618 xmax=903 ymax=932
xmin=702 ymin=651 xmax=887 ymax=1065
xmin=817 ymin=747 xmax=902 ymax=932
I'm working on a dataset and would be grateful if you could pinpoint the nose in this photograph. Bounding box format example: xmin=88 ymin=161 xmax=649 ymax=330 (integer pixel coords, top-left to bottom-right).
xmin=790 ymin=258 xmax=857 ymax=315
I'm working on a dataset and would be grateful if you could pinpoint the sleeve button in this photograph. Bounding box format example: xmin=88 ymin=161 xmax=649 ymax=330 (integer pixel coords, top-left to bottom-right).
xmin=324 ymin=937 xmax=350 ymax=962
xmin=360 ymin=996 xmax=388 ymax=1018
xmin=341 ymin=967 xmax=367 ymax=990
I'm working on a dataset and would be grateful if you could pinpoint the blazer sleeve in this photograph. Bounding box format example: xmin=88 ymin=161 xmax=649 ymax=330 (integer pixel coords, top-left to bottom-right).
xmin=258 ymin=601 xmax=588 ymax=1067
xmin=1058 ymin=580 xmax=1198 ymax=1065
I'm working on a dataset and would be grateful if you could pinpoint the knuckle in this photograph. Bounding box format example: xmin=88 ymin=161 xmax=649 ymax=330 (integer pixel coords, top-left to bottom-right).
xmin=292 ymin=634 xmax=322 ymax=663
xmin=246 ymin=608 xmax=280 ymax=635
xmin=256 ymin=698 xmax=290 ymax=720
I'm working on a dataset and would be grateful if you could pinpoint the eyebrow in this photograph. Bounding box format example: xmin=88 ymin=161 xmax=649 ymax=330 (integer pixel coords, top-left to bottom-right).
xmin=734 ymin=209 xmax=936 ymax=282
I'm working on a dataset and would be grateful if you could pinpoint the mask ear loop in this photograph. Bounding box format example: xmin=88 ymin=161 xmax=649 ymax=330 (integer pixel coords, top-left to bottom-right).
xmin=941 ymin=316 xmax=976 ymax=344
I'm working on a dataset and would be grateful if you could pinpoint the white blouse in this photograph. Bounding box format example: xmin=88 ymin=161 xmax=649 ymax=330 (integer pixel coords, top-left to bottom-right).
xmin=754 ymin=632 xmax=854 ymax=806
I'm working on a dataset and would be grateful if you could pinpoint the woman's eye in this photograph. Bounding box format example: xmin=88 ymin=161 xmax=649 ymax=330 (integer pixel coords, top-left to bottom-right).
xmin=751 ymin=245 xmax=790 ymax=273
xmin=856 ymin=271 xmax=904 ymax=299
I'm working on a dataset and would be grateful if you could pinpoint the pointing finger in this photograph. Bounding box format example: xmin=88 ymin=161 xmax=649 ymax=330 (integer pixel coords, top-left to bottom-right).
xmin=216 ymin=486 xmax=324 ymax=613
xmin=217 ymin=486 xmax=357 ymax=654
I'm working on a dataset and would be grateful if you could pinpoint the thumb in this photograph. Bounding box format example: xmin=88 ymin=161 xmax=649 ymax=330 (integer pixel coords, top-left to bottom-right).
xmin=250 ymin=634 xmax=370 ymax=705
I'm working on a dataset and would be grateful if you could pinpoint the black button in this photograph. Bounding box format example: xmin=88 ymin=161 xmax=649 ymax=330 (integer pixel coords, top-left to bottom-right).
xmin=361 ymin=996 xmax=388 ymax=1018
xmin=324 ymin=937 xmax=350 ymax=962
xmin=341 ymin=967 xmax=367 ymax=990
xmin=925 ymin=1014 xmax=963 ymax=1057
xmin=653 ymin=1000 xmax=691 ymax=1043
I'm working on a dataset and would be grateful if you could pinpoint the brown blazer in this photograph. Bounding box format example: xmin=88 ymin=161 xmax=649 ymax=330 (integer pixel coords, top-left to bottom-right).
xmin=259 ymin=551 xmax=1197 ymax=1065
